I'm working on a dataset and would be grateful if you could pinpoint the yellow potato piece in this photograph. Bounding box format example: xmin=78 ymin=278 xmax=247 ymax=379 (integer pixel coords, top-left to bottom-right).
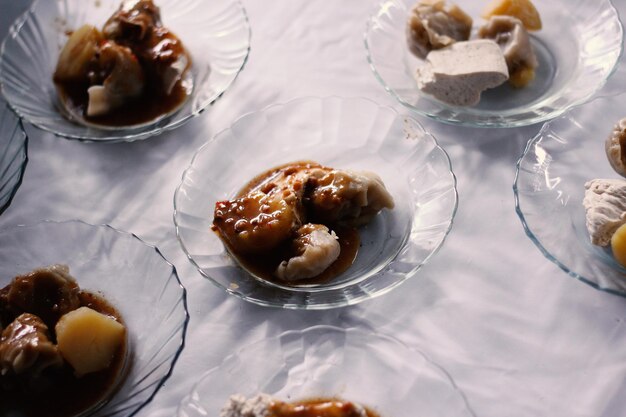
xmin=611 ymin=223 xmax=626 ymax=268
xmin=55 ymin=307 xmax=125 ymax=377
xmin=482 ymin=0 xmax=542 ymax=31
xmin=509 ymin=66 xmax=536 ymax=88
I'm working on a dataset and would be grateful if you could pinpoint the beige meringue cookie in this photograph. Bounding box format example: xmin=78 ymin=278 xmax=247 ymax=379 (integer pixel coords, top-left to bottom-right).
xmin=606 ymin=118 xmax=626 ymax=177
xmin=583 ymin=178 xmax=626 ymax=246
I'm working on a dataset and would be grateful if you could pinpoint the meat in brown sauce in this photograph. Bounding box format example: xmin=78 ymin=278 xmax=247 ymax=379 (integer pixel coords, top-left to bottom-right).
xmin=53 ymin=0 xmax=191 ymax=126
xmin=212 ymin=161 xmax=394 ymax=284
xmin=0 ymin=266 xmax=127 ymax=417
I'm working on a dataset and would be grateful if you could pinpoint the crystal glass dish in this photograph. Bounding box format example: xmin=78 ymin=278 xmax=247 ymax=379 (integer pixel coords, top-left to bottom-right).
xmin=0 ymin=99 xmax=27 ymax=215
xmin=174 ymin=96 xmax=458 ymax=309
xmin=0 ymin=0 xmax=250 ymax=142
xmin=364 ymin=0 xmax=622 ymax=128
xmin=0 ymin=220 xmax=189 ymax=416
xmin=514 ymin=92 xmax=626 ymax=297
xmin=178 ymin=325 xmax=475 ymax=417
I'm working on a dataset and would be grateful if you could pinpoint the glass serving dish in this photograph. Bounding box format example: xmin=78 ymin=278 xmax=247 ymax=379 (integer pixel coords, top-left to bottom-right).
xmin=174 ymin=96 xmax=458 ymax=309
xmin=0 ymin=0 xmax=250 ymax=142
xmin=0 ymin=99 xmax=28 ymax=215
xmin=177 ymin=325 xmax=475 ymax=417
xmin=0 ymin=220 xmax=189 ymax=416
xmin=514 ymin=92 xmax=626 ymax=297
xmin=364 ymin=0 xmax=623 ymax=127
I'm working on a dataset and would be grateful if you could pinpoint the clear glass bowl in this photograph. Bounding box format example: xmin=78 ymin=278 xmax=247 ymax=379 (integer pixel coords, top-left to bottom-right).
xmin=364 ymin=0 xmax=623 ymax=128
xmin=0 ymin=0 xmax=250 ymax=142
xmin=514 ymin=92 xmax=626 ymax=297
xmin=177 ymin=325 xmax=476 ymax=417
xmin=0 ymin=98 xmax=27 ymax=215
xmin=0 ymin=220 xmax=189 ymax=416
xmin=174 ymin=96 xmax=458 ymax=309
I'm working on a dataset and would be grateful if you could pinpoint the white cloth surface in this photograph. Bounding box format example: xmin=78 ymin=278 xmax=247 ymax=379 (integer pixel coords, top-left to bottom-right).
xmin=2 ymin=1 xmax=626 ymax=416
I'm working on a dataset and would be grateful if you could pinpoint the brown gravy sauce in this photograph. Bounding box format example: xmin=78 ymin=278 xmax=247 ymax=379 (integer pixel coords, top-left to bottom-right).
xmin=270 ymin=398 xmax=381 ymax=417
xmin=55 ymin=78 xmax=190 ymax=127
xmin=0 ymin=291 xmax=128 ymax=417
xmin=217 ymin=161 xmax=361 ymax=286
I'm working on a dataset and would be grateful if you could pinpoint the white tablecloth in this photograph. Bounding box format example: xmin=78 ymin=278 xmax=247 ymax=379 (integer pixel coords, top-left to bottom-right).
xmin=2 ymin=1 xmax=626 ymax=416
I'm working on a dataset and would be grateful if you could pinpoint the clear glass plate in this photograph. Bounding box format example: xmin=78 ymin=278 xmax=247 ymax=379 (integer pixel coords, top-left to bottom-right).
xmin=0 ymin=98 xmax=27 ymax=215
xmin=174 ymin=96 xmax=458 ymax=309
xmin=0 ymin=0 xmax=250 ymax=142
xmin=0 ymin=220 xmax=189 ymax=416
xmin=177 ymin=325 xmax=476 ymax=417
xmin=514 ymin=92 xmax=626 ymax=297
xmin=364 ymin=0 xmax=623 ymax=128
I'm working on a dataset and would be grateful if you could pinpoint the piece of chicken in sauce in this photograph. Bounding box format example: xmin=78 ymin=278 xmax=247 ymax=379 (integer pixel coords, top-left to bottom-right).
xmin=0 ymin=313 xmax=63 ymax=379
xmin=53 ymin=0 xmax=191 ymax=123
xmin=103 ymin=0 xmax=191 ymax=95
xmin=2 ymin=265 xmax=80 ymax=330
xmin=212 ymin=162 xmax=394 ymax=282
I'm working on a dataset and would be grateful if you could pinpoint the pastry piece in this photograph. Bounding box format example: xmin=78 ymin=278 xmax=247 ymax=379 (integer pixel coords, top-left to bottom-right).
xmin=275 ymin=224 xmax=341 ymax=281
xmin=583 ymin=179 xmax=626 ymax=246
xmin=606 ymin=118 xmax=626 ymax=177
xmin=478 ymin=16 xmax=538 ymax=88
xmin=305 ymin=168 xmax=395 ymax=227
xmin=406 ymin=0 xmax=473 ymax=59
xmin=482 ymin=0 xmax=542 ymax=31
xmin=415 ymin=40 xmax=509 ymax=106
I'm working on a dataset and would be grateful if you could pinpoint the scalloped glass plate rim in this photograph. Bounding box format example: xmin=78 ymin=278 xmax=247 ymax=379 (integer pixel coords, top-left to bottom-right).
xmin=173 ymin=95 xmax=459 ymax=309
xmin=363 ymin=0 xmax=624 ymax=128
xmin=0 ymin=107 xmax=28 ymax=216
xmin=513 ymin=95 xmax=626 ymax=298
xmin=0 ymin=219 xmax=191 ymax=416
xmin=0 ymin=0 xmax=251 ymax=142
xmin=176 ymin=324 xmax=476 ymax=417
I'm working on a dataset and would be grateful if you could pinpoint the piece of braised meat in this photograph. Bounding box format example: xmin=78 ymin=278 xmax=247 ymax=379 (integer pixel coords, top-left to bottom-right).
xmin=0 ymin=313 xmax=63 ymax=377
xmin=103 ymin=0 xmax=190 ymax=95
xmin=4 ymin=265 xmax=80 ymax=329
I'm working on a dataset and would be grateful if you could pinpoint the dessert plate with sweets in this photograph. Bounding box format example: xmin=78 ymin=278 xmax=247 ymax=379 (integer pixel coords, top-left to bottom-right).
xmin=174 ymin=96 xmax=458 ymax=309
xmin=177 ymin=326 xmax=475 ymax=417
xmin=0 ymin=0 xmax=250 ymax=142
xmin=365 ymin=0 xmax=622 ymax=127
xmin=0 ymin=220 xmax=189 ymax=417
xmin=515 ymin=92 xmax=626 ymax=297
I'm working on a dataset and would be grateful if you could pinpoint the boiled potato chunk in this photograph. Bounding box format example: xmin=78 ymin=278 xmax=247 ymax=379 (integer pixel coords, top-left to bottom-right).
xmin=482 ymin=0 xmax=542 ymax=31
xmin=55 ymin=307 xmax=125 ymax=377
xmin=54 ymin=25 xmax=103 ymax=82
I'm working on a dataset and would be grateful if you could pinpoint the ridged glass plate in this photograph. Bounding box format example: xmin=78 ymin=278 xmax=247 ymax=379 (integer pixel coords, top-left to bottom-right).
xmin=0 ymin=0 xmax=250 ymax=142
xmin=178 ymin=325 xmax=476 ymax=417
xmin=174 ymin=96 xmax=458 ymax=309
xmin=0 ymin=220 xmax=189 ymax=416
xmin=514 ymin=92 xmax=626 ymax=297
xmin=0 ymin=98 xmax=27 ymax=215
xmin=365 ymin=0 xmax=622 ymax=127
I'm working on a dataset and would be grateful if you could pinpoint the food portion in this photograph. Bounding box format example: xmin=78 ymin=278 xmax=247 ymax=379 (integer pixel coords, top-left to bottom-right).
xmin=415 ymin=39 xmax=508 ymax=106
xmin=221 ymin=394 xmax=378 ymax=417
xmin=606 ymin=118 xmax=626 ymax=177
xmin=407 ymin=0 xmax=541 ymax=105
xmin=0 ymin=265 xmax=127 ymax=417
xmin=53 ymin=0 xmax=192 ymax=127
xmin=212 ymin=161 xmax=394 ymax=284
xmin=583 ymin=179 xmax=626 ymax=247
xmin=406 ymin=0 xmax=473 ymax=59
xmin=482 ymin=0 xmax=542 ymax=31
xmin=478 ymin=16 xmax=537 ymax=88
